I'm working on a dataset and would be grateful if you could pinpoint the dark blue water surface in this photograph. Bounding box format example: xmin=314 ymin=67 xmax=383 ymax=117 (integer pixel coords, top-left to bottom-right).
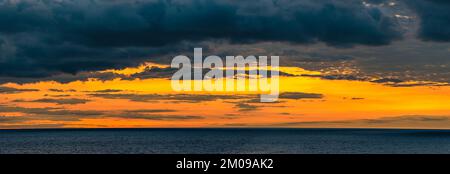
xmin=1 ymin=128 xmax=450 ymax=154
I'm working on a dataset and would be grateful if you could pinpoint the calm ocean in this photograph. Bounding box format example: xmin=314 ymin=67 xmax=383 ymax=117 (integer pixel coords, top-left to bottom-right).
xmin=0 ymin=128 xmax=449 ymax=154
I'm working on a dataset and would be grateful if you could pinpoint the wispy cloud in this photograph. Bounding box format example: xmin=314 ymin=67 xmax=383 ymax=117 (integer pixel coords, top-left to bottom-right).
xmin=23 ymin=98 xmax=91 ymax=105
xmin=267 ymin=115 xmax=450 ymax=128
xmin=0 ymin=86 xmax=39 ymax=94
xmin=89 ymin=93 xmax=255 ymax=103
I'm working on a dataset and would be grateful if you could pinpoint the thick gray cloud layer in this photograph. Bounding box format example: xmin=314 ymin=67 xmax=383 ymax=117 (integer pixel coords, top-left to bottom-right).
xmin=0 ymin=0 xmax=448 ymax=82
xmin=406 ymin=0 xmax=450 ymax=42
xmin=0 ymin=0 xmax=402 ymax=78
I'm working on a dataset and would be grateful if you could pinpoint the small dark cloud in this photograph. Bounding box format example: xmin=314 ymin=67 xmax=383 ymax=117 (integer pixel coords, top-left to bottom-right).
xmin=112 ymin=109 xmax=204 ymax=121
xmin=386 ymin=82 xmax=450 ymax=87
xmin=0 ymin=104 xmax=200 ymax=123
xmin=0 ymin=105 xmax=102 ymax=116
xmin=27 ymin=98 xmax=91 ymax=105
xmin=220 ymin=115 xmax=450 ymax=128
xmin=279 ymin=92 xmax=323 ymax=100
xmin=301 ymin=74 xmax=366 ymax=81
xmin=124 ymin=67 xmax=178 ymax=80
xmin=0 ymin=105 xmax=104 ymax=121
xmin=112 ymin=114 xmax=204 ymax=121
xmin=0 ymin=116 xmax=28 ymax=123
xmin=272 ymin=120 xmax=352 ymax=127
xmin=268 ymin=115 xmax=450 ymax=128
xmin=47 ymin=94 xmax=72 ymax=98
xmin=363 ymin=115 xmax=450 ymax=124
xmin=90 ymin=89 xmax=123 ymax=93
xmin=223 ymin=123 xmax=250 ymax=127
xmin=235 ymin=103 xmax=259 ymax=112
xmin=47 ymin=89 xmax=77 ymax=93
xmin=48 ymin=89 xmax=64 ymax=92
xmin=229 ymin=92 xmax=313 ymax=112
xmin=0 ymin=86 xmax=39 ymax=94
xmin=219 ymin=114 xmax=241 ymax=120
xmin=370 ymin=78 xmax=450 ymax=87
xmin=371 ymin=78 xmax=404 ymax=83
xmin=89 ymin=93 xmax=255 ymax=103
xmin=302 ymin=73 xmax=450 ymax=87
xmin=0 ymin=124 xmax=66 ymax=129
xmin=112 ymin=110 xmax=204 ymax=121
xmin=123 ymin=109 xmax=176 ymax=113
xmin=351 ymin=97 xmax=365 ymax=100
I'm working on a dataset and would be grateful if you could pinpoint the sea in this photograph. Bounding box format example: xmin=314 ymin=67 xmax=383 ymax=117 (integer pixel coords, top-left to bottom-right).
xmin=0 ymin=128 xmax=449 ymax=154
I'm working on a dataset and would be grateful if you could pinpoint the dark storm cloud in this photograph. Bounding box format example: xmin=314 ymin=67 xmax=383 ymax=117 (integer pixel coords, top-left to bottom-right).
xmin=406 ymin=0 xmax=450 ymax=42
xmin=0 ymin=0 xmax=402 ymax=79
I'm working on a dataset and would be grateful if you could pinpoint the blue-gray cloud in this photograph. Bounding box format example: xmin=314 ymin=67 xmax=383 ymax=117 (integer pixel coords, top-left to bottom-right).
xmin=0 ymin=0 xmax=402 ymax=79
xmin=406 ymin=0 xmax=450 ymax=42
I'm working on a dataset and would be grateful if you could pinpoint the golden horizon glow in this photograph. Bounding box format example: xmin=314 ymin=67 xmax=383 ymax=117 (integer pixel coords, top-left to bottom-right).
xmin=1 ymin=63 xmax=450 ymax=129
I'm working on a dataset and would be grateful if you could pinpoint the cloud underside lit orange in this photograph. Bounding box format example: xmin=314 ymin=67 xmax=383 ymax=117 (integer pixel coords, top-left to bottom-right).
xmin=1 ymin=65 xmax=450 ymax=129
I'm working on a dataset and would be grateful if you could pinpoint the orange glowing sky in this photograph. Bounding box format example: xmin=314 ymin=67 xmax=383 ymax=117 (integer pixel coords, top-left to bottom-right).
xmin=1 ymin=62 xmax=450 ymax=129
xmin=2 ymin=0 xmax=450 ymax=130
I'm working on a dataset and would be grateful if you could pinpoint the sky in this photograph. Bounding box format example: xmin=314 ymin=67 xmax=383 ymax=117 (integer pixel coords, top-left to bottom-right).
xmin=1 ymin=0 xmax=450 ymax=129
